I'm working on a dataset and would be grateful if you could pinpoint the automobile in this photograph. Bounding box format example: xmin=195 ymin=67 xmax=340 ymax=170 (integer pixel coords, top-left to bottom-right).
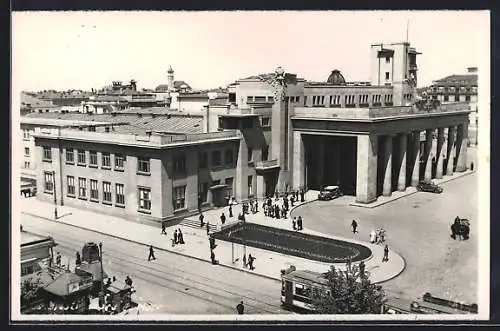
xmin=416 ymin=180 xmax=443 ymax=193
xmin=317 ymin=185 xmax=343 ymax=201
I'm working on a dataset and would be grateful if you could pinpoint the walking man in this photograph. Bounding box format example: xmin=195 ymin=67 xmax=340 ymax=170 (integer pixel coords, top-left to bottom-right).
xmin=148 ymin=245 xmax=156 ymax=261
xmin=161 ymin=222 xmax=167 ymax=235
xmin=351 ymin=220 xmax=358 ymax=233
xmin=248 ymin=254 xmax=256 ymax=270
xmin=178 ymin=229 xmax=184 ymax=244
xmin=297 ymin=216 xmax=303 ymax=231
xmin=300 ymin=189 xmax=305 ymax=202
xmin=382 ymin=244 xmax=389 ymax=262
xmin=292 ymin=218 xmax=297 ymax=230
xmin=229 ymin=205 xmax=233 ymax=218
xmin=236 ymin=301 xmax=245 ymax=315
xmin=206 ymin=222 xmax=210 ymax=235
xmin=174 ymin=229 xmax=178 ymax=244
xmin=220 ymin=213 xmax=226 ymax=225
xmin=199 ymin=213 xmax=205 ymax=228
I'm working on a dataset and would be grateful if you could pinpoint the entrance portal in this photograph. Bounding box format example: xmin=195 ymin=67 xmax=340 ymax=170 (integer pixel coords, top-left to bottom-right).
xmin=303 ymin=135 xmax=357 ymax=195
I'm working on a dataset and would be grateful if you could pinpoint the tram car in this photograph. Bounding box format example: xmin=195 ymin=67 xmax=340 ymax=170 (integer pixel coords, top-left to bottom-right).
xmin=281 ymin=267 xmax=478 ymax=315
xmin=281 ymin=267 xmax=329 ymax=311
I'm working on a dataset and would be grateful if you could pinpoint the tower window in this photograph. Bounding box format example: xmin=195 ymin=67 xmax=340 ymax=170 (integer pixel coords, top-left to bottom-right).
xmin=385 ymin=57 xmax=390 ymax=63
xmin=385 ymin=72 xmax=390 ymax=80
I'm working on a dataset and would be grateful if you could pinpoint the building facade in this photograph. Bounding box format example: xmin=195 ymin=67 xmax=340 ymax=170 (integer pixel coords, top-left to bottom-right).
xmin=21 ymin=229 xmax=55 ymax=279
xmin=28 ymin=41 xmax=472 ymax=223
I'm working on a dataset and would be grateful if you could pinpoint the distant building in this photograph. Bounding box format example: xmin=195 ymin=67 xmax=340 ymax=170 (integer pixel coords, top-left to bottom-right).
xmin=20 ymin=92 xmax=58 ymax=115
xmin=424 ymin=67 xmax=478 ymax=145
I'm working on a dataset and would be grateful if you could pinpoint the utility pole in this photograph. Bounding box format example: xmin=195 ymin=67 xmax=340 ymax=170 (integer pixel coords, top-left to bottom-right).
xmin=99 ymin=242 xmax=104 ymax=304
xmin=52 ymin=170 xmax=58 ymax=220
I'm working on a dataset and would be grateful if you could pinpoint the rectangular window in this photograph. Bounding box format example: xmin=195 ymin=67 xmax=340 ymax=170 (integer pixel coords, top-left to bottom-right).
xmin=90 ymin=179 xmax=99 ymax=201
xmin=115 ymin=183 xmax=125 ymax=206
xmin=24 ymin=147 xmax=30 ymax=157
xmin=78 ymin=177 xmax=87 ymax=198
xmin=212 ymin=179 xmax=221 ymax=186
xmin=248 ymin=175 xmax=253 ymax=196
xmin=224 ymin=149 xmax=233 ymax=165
xmin=66 ymin=148 xmax=74 ymax=164
xmin=466 ymin=95 xmax=471 ymax=102
xmin=248 ymin=147 xmax=253 ymax=162
xmin=89 ymin=151 xmax=98 ymax=167
xmin=115 ymin=154 xmax=125 ymax=170
xmin=138 ymin=187 xmax=151 ymax=212
xmin=385 ymin=56 xmax=391 ymax=63
xmin=77 ymin=149 xmax=86 ymax=166
xmin=173 ymin=155 xmax=186 ymax=174
xmin=42 ymin=146 xmax=52 ymax=162
xmin=211 ymin=151 xmax=221 ymax=167
xmin=103 ymin=181 xmax=112 ymax=203
xmin=444 ymin=95 xmax=449 ymax=102
xmin=261 ymin=117 xmax=271 ymax=127
xmin=44 ymin=171 xmax=54 ymax=193
xmin=385 ymin=72 xmax=390 ymax=80
xmin=173 ymin=186 xmax=186 ymax=211
xmin=137 ymin=157 xmax=150 ymax=174
xmin=102 ymin=152 xmax=111 ymax=169
xmin=199 ymin=152 xmax=208 ymax=169
xmin=24 ymin=161 xmax=30 ymax=168
xmin=303 ymin=96 xmax=307 ymax=106
xmin=225 ymin=177 xmax=234 ymax=198
xmin=199 ymin=182 xmax=208 ymax=203
xmin=23 ymin=129 xmax=30 ymax=140
xmin=454 ymin=95 xmax=460 ymax=102
xmin=67 ymin=176 xmax=75 ymax=197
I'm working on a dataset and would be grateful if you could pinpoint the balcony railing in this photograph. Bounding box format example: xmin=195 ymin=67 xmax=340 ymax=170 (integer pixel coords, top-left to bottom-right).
xmin=255 ymin=159 xmax=279 ymax=170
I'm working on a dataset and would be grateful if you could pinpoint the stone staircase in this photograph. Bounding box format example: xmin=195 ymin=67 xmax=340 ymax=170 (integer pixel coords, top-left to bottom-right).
xmin=179 ymin=217 xmax=219 ymax=233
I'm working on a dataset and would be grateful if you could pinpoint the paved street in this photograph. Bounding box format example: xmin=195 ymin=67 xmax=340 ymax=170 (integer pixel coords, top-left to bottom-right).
xmin=290 ymin=169 xmax=478 ymax=304
xmin=21 ymin=214 xmax=290 ymax=315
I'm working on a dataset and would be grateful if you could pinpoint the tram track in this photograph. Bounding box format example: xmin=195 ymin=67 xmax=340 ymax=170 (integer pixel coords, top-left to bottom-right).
xmin=22 ymin=218 xmax=290 ymax=315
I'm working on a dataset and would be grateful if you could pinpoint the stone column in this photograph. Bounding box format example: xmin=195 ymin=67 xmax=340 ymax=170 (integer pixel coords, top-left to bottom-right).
xmin=411 ymin=131 xmax=421 ymax=186
xmin=382 ymin=135 xmax=393 ymax=196
xmin=446 ymin=126 xmax=456 ymax=175
xmin=397 ymin=134 xmax=407 ymax=191
xmin=424 ymin=129 xmax=433 ymax=181
xmin=356 ymin=134 xmax=378 ymax=204
xmin=292 ymin=131 xmax=305 ymax=190
xmin=256 ymin=175 xmax=265 ymax=199
xmin=455 ymin=123 xmax=469 ymax=172
xmin=435 ymin=127 xmax=445 ymax=179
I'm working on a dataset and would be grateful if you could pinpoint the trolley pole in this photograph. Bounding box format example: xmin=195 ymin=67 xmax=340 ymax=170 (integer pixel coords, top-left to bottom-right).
xmin=99 ymin=242 xmax=104 ymax=304
xmin=231 ymin=242 xmax=234 ymax=263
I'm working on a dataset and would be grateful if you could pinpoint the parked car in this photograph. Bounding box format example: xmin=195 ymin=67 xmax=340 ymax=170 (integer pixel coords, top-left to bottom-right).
xmin=318 ymin=185 xmax=343 ymax=201
xmin=416 ymin=180 xmax=443 ymax=193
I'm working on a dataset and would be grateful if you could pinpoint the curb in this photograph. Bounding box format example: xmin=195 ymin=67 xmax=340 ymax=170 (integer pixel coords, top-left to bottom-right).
xmin=349 ymin=170 xmax=474 ymax=209
xmin=21 ymin=211 xmax=281 ymax=282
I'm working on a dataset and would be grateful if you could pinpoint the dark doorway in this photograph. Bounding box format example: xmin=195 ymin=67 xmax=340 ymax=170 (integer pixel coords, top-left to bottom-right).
xmin=303 ymin=134 xmax=357 ymax=195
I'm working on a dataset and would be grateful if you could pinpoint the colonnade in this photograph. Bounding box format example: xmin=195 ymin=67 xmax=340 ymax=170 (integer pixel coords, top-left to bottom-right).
xmin=356 ymin=122 xmax=469 ymax=203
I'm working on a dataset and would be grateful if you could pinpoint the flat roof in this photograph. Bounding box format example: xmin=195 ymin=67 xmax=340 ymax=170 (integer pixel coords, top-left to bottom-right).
xmin=21 ymin=230 xmax=52 ymax=246
xmin=219 ymin=114 xmax=260 ymax=118
xmin=21 ymin=117 xmax=112 ymax=127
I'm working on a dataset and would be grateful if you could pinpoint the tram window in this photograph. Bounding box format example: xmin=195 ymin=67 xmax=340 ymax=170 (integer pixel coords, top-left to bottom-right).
xmin=282 ymin=281 xmax=285 ymax=291
xmin=295 ymin=284 xmax=312 ymax=297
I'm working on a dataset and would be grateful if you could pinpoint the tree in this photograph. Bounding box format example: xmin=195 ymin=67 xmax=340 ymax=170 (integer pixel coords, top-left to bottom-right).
xmin=21 ymin=277 xmax=43 ymax=307
xmin=310 ymin=263 xmax=385 ymax=314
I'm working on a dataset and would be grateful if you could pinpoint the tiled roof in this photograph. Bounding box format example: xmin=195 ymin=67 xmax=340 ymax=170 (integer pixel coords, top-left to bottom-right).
xmin=433 ymin=74 xmax=478 ymax=86
xmin=21 ymin=92 xmax=56 ymax=108
xmin=43 ymin=272 xmax=91 ymax=297
xmin=174 ymin=81 xmax=191 ymax=89
xmin=22 ymin=110 xmax=204 ymax=134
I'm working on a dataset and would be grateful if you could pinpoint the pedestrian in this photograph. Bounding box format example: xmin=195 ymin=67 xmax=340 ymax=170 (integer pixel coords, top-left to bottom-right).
xmin=174 ymin=229 xmax=178 ymax=244
xmin=125 ymin=275 xmax=133 ymax=287
xmin=300 ymin=189 xmax=305 ymax=202
xmin=255 ymin=200 xmax=259 ymax=213
xmin=56 ymin=252 xmax=61 ymax=266
xmin=297 ymin=216 xmax=303 ymax=231
xmin=199 ymin=213 xmax=205 ymax=228
xmin=75 ymin=252 xmax=81 ymax=266
xmin=383 ymin=244 xmax=389 ymax=262
xmin=220 ymin=213 xmax=226 ymax=225
xmin=470 ymin=162 xmax=474 ymax=171
xmin=263 ymin=204 xmax=268 ymax=217
xmin=248 ymin=254 xmax=256 ymax=270
xmin=206 ymin=222 xmax=210 ymax=235
xmin=292 ymin=218 xmax=297 ymax=230
xmin=236 ymin=301 xmax=245 ymax=315
xmin=148 ymin=245 xmax=156 ymax=261
xmin=351 ymin=220 xmax=358 ymax=233
xmin=290 ymin=195 xmax=295 ymax=207
xmin=211 ymin=250 xmax=218 ymax=265
xmin=242 ymin=254 xmax=247 ymax=268
xmin=229 ymin=205 xmax=233 ymax=218
xmin=161 ymin=222 xmax=167 ymax=235
xmin=281 ymin=205 xmax=287 ymax=218
xmin=178 ymin=229 xmax=185 ymax=244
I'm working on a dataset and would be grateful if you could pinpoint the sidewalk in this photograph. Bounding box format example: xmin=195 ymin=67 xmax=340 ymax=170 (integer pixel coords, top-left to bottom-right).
xmin=20 ymin=194 xmax=405 ymax=284
xmin=350 ymin=169 xmax=475 ymax=208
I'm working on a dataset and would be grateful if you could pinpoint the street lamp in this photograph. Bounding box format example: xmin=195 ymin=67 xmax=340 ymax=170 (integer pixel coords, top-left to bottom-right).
xmin=99 ymin=242 xmax=104 ymax=304
xmin=52 ymin=170 xmax=58 ymax=220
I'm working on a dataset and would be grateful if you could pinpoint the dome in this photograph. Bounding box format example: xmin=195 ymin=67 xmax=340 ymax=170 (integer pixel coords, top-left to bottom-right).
xmin=327 ymin=69 xmax=346 ymax=85
xmin=167 ymin=66 xmax=174 ymax=74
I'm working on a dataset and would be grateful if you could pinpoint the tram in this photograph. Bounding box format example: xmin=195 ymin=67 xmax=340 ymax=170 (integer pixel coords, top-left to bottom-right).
xmin=280 ymin=267 xmax=478 ymax=315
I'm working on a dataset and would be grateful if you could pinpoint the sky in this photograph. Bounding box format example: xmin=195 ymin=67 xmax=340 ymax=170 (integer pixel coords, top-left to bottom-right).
xmin=12 ymin=10 xmax=489 ymax=92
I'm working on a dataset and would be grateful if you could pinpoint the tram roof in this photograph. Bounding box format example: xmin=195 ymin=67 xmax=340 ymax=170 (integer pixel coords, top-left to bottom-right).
xmin=283 ymin=270 xmax=329 ymax=285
